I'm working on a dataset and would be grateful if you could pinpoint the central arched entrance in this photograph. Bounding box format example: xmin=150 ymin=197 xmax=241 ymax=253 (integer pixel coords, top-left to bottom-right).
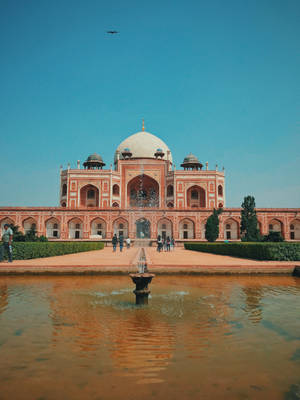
xmin=127 ymin=175 xmax=159 ymax=208
xmin=136 ymin=218 xmax=151 ymax=238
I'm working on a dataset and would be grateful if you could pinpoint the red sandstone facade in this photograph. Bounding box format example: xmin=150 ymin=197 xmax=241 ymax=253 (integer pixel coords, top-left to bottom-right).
xmin=1 ymin=129 xmax=299 ymax=242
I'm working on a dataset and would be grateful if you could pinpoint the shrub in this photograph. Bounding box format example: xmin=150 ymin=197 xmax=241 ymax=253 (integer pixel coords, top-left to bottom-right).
xmin=0 ymin=241 xmax=104 ymax=260
xmin=184 ymin=242 xmax=300 ymax=261
xmin=262 ymin=231 xmax=284 ymax=242
xmin=240 ymin=195 xmax=261 ymax=241
xmin=205 ymin=208 xmax=222 ymax=242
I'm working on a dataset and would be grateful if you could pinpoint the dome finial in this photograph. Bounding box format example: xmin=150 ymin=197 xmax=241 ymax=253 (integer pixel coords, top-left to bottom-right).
xmin=142 ymin=119 xmax=145 ymax=131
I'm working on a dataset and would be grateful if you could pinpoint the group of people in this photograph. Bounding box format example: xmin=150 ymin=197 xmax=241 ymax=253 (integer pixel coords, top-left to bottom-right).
xmin=111 ymin=234 xmax=131 ymax=252
xmin=157 ymin=235 xmax=175 ymax=252
xmin=0 ymin=224 xmax=13 ymax=263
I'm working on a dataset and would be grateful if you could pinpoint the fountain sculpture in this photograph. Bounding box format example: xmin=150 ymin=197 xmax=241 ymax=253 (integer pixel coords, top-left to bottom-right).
xmin=130 ymin=248 xmax=155 ymax=305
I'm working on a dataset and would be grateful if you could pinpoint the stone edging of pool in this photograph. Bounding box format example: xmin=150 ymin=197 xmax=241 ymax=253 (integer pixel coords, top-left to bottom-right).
xmin=0 ymin=264 xmax=299 ymax=275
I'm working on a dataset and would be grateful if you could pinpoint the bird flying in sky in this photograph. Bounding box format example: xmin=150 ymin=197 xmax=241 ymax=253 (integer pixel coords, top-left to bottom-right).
xmin=106 ymin=30 xmax=119 ymax=34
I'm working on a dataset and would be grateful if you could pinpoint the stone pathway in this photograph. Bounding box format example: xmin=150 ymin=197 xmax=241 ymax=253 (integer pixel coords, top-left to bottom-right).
xmin=0 ymin=246 xmax=297 ymax=274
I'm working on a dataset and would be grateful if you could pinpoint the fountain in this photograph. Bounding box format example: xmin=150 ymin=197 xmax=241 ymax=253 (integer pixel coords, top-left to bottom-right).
xmin=129 ymin=248 xmax=155 ymax=305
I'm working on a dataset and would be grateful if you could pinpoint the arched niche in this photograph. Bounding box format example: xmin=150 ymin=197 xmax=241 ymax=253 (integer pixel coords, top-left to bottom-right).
xmin=290 ymin=219 xmax=300 ymax=240
xmin=112 ymin=184 xmax=120 ymax=196
xmin=80 ymin=185 xmax=99 ymax=208
xmin=68 ymin=218 xmax=83 ymax=239
xmin=127 ymin=174 xmax=159 ymax=208
xmin=113 ymin=218 xmax=128 ymax=238
xmin=157 ymin=218 xmax=173 ymax=240
xmin=45 ymin=217 xmax=60 ymax=239
xmin=179 ymin=218 xmax=195 ymax=239
xmin=218 ymin=185 xmax=223 ymax=196
xmin=268 ymin=219 xmax=284 ymax=236
xmin=187 ymin=185 xmax=206 ymax=208
xmin=90 ymin=218 xmax=106 ymax=239
xmin=223 ymin=218 xmax=239 ymax=240
xmin=167 ymin=185 xmax=174 ymax=197
xmin=23 ymin=217 xmax=37 ymax=234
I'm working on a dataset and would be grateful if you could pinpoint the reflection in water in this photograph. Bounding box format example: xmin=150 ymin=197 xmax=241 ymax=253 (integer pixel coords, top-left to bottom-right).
xmin=0 ymin=275 xmax=299 ymax=400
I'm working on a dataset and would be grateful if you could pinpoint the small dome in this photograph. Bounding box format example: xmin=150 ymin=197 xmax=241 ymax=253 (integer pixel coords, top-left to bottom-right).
xmin=86 ymin=153 xmax=103 ymax=162
xmin=182 ymin=153 xmax=200 ymax=164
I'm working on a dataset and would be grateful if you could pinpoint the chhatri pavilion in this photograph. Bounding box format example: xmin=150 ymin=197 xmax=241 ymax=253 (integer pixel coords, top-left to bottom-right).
xmin=0 ymin=124 xmax=299 ymax=242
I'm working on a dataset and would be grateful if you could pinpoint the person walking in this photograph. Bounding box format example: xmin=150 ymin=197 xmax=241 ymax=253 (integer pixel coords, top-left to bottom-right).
xmin=0 ymin=224 xmax=13 ymax=263
xmin=112 ymin=234 xmax=118 ymax=252
xmin=119 ymin=234 xmax=124 ymax=252
xmin=126 ymin=237 xmax=131 ymax=249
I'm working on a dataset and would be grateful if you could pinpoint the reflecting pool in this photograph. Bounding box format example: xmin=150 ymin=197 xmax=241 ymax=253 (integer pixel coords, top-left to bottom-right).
xmin=0 ymin=275 xmax=300 ymax=400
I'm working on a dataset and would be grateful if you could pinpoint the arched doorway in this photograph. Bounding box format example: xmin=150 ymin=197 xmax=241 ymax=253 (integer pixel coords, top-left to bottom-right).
xmin=136 ymin=218 xmax=151 ymax=238
xmin=23 ymin=217 xmax=37 ymax=234
xmin=127 ymin=174 xmax=159 ymax=208
xmin=290 ymin=219 xmax=300 ymax=240
xmin=113 ymin=218 xmax=129 ymax=238
xmin=68 ymin=218 xmax=83 ymax=239
xmin=223 ymin=218 xmax=239 ymax=240
xmin=90 ymin=218 xmax=106 ymax=239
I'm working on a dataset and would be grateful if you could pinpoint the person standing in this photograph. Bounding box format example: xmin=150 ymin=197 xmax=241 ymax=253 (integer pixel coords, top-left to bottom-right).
xmin=157 ymin=235 xmax=162 ymax=252
xmin=112 ymin=234 xmax=118 ymax=252
xmin=171 ymin=237 xmax=175 ymax=251
xmin=126 ymin=237 xmax=131 ymax=249
xmin=0 ymin=224 xmax=13 ymax=263
xmin=119 ymin=234 xmax=124 ymax=252
xmin=166 ymin=236 xmax=171 ymax=252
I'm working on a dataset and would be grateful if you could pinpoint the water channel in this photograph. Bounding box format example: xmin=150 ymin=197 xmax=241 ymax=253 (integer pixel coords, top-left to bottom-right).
xmin=0 ymin=275 xmax=300 ymax=400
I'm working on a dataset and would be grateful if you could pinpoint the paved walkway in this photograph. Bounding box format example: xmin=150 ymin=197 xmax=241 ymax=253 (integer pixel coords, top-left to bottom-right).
xmin=0 ymin=246 xmax=298 ymax=274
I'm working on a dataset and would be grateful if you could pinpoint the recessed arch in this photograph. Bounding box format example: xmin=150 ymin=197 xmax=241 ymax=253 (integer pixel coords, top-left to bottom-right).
xmin=90 ymin=217 xmax=106 ymax=239
xmin=113 ymin=217 xmax=129 ymax=238
xmin=135 ymin=218 xmax=151 ymax=238
xmin=22 ymin=217 xmax=37 ymax=234
xmin=223 ymin=218 xmax=239 ymax=240
xmin=80 ymin=184 xmax=99 ymax=208
xmin=113 ymin=184 xmax=120 ymax=196
xmin=62 ymin=183 xmax=67 ymax=196
xmin=157 ymin=218 xmax=173 ymax=240
xmin=68 ymin=217 xmax=83 ymax=239
xmin=268 ymin=218 xmax=284 ymax=236
xmin=45 ymin=217 xmax=60 ymax=239
xmin=167 ymin=185 xmax=174 ymax=197
xmin=218 ymin=185 xmax=223 ymax=196
xmin=289 ymin=219 xmax=300 ymax=240
xmin=187 ymin=185 xmax=206 ymax=208
xmin=179 ymin=218 xmax=195 ymax=239
xmin=127 ymin=174 xmax=159 ymax=208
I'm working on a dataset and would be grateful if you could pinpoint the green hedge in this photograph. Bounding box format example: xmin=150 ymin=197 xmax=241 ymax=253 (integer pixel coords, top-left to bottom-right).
xmin=1 ymin=241 xmax=104 ymax=260
xmin=184 ymin=242 xmax=300 ymax=261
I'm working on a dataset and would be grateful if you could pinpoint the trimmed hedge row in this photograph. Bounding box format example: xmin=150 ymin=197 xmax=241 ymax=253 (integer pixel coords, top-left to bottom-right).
xmin=1 ymin=241 xmax=104 ymax=260
xmin=184 ymin=242 xmax=300 ymax=261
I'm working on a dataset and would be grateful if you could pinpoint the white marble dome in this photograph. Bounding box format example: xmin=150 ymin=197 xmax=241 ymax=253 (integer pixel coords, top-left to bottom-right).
xmin=114 ymin=131 xmax=173 ymax=163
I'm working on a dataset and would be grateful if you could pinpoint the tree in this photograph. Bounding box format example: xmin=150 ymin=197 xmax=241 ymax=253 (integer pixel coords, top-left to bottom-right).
xmin=205 ymin=208 xmax=222 ymax=242
xmin=240 ymin=196 xmax=261 ymax=242
xmin=262 ymin=231 xmax=284 ymax=242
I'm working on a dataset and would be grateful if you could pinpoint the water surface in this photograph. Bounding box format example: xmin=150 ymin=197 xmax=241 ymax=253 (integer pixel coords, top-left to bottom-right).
xmin=0 ymin=275 xmax=300 ymax=400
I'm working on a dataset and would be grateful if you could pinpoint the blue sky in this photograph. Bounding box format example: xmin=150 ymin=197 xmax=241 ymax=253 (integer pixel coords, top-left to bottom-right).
xmin=0 ymin=0 xmax=299 ymax=207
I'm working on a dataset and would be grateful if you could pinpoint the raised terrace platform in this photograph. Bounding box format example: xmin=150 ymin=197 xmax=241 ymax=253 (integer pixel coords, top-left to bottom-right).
xmin=0 ymin=247 xmax=299 ymax=275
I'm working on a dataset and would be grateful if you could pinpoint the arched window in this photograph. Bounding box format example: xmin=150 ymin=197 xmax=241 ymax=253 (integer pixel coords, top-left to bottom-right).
xmin=191 ymin=190 xmax=198 ymax=199
xmin=290 ymin=224 xmax=294 ymax=230
xmin=113 ymin=184 xmax=120 ymax=196
xmin=87 ymin=189 xmax=95 ymax=199
xmin=75 ymin=223 xmax=80 ymax=229
xmin=183 ymin=224 xmax=188 ymax=230
xmin=226 ymin=224 xmax=230 ymax=229
xmin=62 ymin=184 xmax=67 ymax=196
xmin=119 ymin=223 xmax=124 ymax=229
xmin=97 ymin=223 xmax=102 ymax=229
xmin=53 ymin=223 xmax=58 ymax=229
xmin=218 ymin=185 xmax=223 ymax=196
xmin=167 ymin=185 xmax=174 ymax=197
